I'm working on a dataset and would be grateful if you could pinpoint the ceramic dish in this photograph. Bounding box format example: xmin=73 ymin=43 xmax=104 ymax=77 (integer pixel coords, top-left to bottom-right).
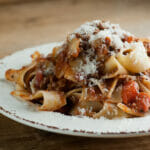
xmin=0 ymin=42 xmax=150 ymax=138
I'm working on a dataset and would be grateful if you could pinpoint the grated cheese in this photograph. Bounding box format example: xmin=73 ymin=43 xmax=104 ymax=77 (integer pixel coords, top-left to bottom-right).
xmin=83 ymin=56 xmax=97 ymax=75
xmin=74 ymin=49 xmax=99 ymax=77
xmin=74 ymin=23 xmax=98 ymax=35
xmin=68 ymin=20 xmax=149 ymax=81
xmin=68 ymin=20 xmax=133 ymax=51
xmin=89 ymin=22 xmax=133 ymax=50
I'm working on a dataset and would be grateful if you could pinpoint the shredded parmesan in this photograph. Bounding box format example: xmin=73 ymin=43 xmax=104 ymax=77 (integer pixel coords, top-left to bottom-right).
xmin=74 ymin=49 xmax=99 ymax=76
xmin=68 ymin=20 xmax=133 ymax=51
xmin=89 ymin=22 xmax=132 ymax=50
xmin=83 ymin=57 xmax=97 ymax=75
xmin=68 ymin=20 xmax=100 ymax=41
xmin=74 ymin=23 xmax=97 ymax=35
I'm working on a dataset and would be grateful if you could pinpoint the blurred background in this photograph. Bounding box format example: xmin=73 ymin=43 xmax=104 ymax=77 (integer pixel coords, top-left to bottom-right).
xmin=0 ymin=0 xmax=150 ymax=58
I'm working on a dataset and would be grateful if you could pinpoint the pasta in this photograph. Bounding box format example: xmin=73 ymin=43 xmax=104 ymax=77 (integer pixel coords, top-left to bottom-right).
xmin=5 ymin=20 xmax=150 ymax=119
xmin=117 ymin=42 xmax=150 ymax=73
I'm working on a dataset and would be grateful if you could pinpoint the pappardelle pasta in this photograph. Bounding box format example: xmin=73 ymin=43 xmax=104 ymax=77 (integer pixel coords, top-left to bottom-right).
xmin=5 ymin=20 xmax=150 ymax=119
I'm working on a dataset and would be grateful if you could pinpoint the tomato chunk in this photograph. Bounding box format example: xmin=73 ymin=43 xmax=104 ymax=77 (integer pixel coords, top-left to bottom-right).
xmin=122 ymin=80 xmax=139 ymax=104
xmin=136 ymin=92 xmax=150 ymax=112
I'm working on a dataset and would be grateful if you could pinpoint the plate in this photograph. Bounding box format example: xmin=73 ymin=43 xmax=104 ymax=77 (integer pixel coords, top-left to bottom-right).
xmin=0 ymin=42 xmax=150 ymax=138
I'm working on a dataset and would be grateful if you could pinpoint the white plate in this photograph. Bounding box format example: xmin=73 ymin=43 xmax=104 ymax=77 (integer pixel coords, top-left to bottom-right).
xmin=0 ymin=42 xmax=150 ymax=138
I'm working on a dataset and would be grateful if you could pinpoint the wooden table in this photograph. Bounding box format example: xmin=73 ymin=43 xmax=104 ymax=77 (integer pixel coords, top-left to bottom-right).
xmin=0 ymin=0 xmax=150 ymax=149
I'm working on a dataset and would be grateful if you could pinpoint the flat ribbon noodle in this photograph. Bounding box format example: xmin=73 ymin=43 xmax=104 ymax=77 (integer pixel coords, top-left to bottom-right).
xmin=117 ymin=42 xmax=150 ymax=73
xmin=117 ymin=103 xmax=144 ymax=117
xmin=93 ymin=102 xmax=128 ymax=119
xmin=11 ymin=90 xmax=66 ymax=111
xmin=66 ymin=88 xmax=82 ymax=97
xmin=70 ymin=101 xmax=103 ymax=117
xmin=5 ymin=62 xmax=36 ymax=89
xmin=90 ymin=78 xmax=118 ymax=98
xmin=103 ymin=56 xmax=128 ymax=79
xmin=107 ymin=85 xmax=122 ymax=103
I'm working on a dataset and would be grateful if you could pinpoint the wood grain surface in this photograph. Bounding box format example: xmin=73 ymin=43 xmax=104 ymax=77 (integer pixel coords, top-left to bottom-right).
xmin=0 ymin=0 xmax=150 ymax=149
